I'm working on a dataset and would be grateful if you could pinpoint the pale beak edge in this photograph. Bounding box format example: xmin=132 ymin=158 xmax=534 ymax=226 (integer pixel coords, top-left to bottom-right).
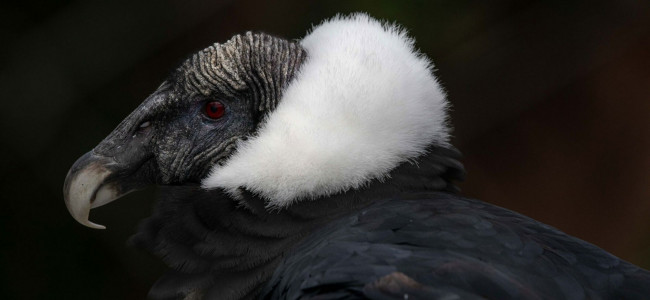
xmin=63 ymin=161 xmax=121 ymax=229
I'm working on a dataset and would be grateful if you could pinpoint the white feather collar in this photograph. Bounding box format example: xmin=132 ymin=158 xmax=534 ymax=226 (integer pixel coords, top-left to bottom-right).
xmin=202 ymin=13 xmax=450 ymax=207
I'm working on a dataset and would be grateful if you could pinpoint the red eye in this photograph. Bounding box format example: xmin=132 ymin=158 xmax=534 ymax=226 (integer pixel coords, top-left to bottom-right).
xmin=204 ymin=101 xmax=225 ymax=119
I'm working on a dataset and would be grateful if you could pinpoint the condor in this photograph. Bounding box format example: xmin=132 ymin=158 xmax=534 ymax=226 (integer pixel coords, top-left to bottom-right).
xmin=64 ymin=14 xmax=650 ymax=299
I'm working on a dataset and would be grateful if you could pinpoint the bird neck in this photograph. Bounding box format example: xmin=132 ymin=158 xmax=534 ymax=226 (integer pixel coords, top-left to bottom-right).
xmin=131 ymin=145 xmax=464 ymax=299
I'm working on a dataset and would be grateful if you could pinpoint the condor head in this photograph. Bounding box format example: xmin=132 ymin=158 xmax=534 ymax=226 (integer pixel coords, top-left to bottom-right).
xmin=63 ymin=33 xmax=306 ymax=228
xmin=63 ymin=14 xmax=450 ymax=229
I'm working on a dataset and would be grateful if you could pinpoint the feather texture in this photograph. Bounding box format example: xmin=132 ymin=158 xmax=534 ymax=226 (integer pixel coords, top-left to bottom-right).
xmin=261 ymin=192 xmax=650 ymax=299
xmin=202 ymin=14 xmax=449 ymax=207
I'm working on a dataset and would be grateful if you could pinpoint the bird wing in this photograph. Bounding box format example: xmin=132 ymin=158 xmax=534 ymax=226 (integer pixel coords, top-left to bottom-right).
xmin=260 ymin=192 xmax=650 ymax=300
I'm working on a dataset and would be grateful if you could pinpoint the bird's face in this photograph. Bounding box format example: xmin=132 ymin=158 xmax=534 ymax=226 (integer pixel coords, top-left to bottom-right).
xmin=100 ymin=76 xmax=257 ymax=186
xmin=63 ymin=33 xmax=305 ymax=228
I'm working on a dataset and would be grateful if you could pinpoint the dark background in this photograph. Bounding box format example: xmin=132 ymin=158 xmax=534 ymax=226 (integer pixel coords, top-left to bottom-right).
xmin=1 ymin=0 xmax=649 ymax=299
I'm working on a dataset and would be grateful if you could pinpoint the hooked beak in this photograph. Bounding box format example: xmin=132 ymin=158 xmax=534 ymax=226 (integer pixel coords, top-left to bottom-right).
xmin=63 ymin=152 xmax=147 ymax=229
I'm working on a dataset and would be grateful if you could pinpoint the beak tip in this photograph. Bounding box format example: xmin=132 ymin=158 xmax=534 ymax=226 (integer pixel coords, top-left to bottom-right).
xmin=64 ymin=152 xmax=114 ymax=230
xmin=70 ymin=212 xmax=106 ymax=229
xmin=84 ymin=221 xmax=106 ymax=230
xmin=65 ymin=196 xmax=107 ymax=230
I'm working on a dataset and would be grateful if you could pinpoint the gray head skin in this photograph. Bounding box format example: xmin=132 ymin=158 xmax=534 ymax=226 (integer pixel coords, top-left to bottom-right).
xmin=63 ymin=32 xmax=306 ymax=228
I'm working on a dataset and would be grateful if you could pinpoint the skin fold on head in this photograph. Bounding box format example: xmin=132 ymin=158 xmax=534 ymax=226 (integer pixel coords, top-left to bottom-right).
xmin=63 ymin=32 xmax=306 ymax=229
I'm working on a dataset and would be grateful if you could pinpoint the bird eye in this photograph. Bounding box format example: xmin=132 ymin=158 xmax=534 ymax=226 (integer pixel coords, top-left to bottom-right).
xmin=204 ymin=101 xmax=225 ymax=119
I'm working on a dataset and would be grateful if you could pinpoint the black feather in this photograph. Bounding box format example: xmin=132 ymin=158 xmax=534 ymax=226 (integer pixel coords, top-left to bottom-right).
xmin=131 ymin=148 xmax=650 ymax=299
xmin=261 ymin=192 xmax=650 ymax=300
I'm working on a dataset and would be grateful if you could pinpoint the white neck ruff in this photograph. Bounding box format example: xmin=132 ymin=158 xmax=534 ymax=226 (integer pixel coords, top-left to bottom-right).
xmin=202 ymin=13 xmax=450 ymax=207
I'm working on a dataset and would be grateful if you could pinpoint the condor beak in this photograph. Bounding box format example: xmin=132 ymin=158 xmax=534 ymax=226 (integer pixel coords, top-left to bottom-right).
xmin=63 ymin=152 xmax=144 ymax=229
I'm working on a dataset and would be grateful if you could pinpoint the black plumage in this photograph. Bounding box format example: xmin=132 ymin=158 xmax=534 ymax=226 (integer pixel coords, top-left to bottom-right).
xmin=131 ymin=148 xmax=650 ymax=299
xmin=264 ymin=193 xmax=650 ymax=299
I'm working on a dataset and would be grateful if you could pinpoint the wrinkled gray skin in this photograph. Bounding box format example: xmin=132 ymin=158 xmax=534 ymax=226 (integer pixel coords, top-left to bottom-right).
xmin=63 ymin=33 xmax=306 ymax=227
xmin=99 ymin=32 xmax=304 ymax=184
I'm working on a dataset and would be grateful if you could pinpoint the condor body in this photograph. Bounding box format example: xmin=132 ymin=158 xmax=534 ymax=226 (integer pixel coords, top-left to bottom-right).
xmin=64 ymin=14 xmax=650 ymax=299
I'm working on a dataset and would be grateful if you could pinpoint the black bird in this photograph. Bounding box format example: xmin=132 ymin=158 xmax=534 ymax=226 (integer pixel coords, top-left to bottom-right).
xmin=63 ymin=14 xmax=650 ymax=299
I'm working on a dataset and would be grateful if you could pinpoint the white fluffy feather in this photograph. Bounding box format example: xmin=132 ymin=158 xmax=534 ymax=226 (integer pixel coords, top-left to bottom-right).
xmin=202 ymin=13 xmax=450 ymax=207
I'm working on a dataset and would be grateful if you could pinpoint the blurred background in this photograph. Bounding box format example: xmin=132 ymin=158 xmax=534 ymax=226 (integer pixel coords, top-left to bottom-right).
xmin=1 ymin=0 xmax=649 ymax=299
